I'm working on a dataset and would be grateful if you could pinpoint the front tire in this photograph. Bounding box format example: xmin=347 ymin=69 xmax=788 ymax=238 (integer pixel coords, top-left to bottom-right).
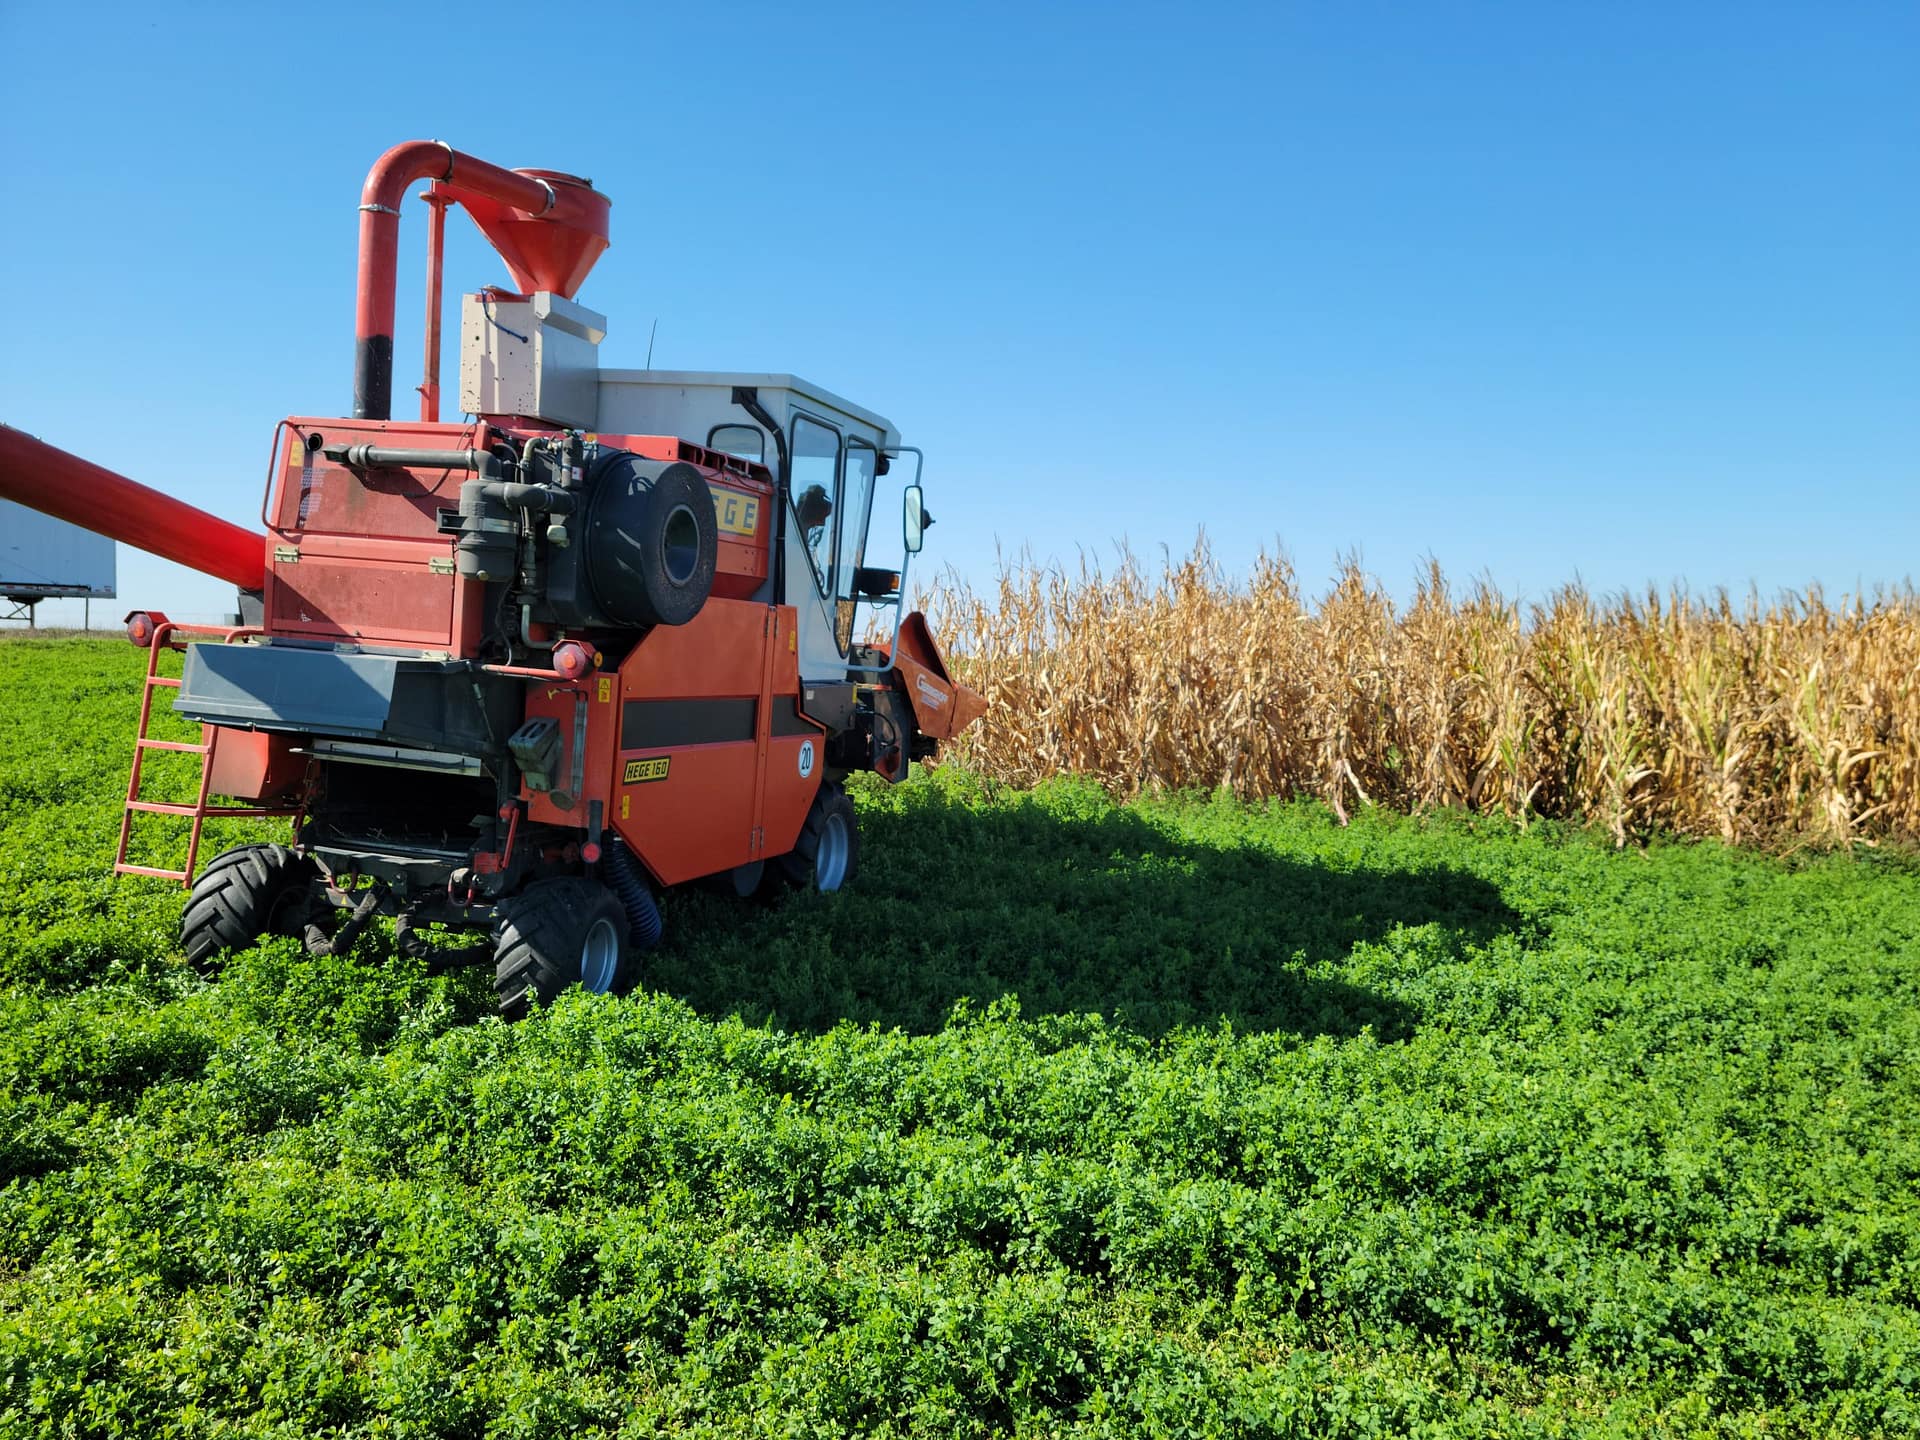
xmin=493 ymin=877 xmax=636 ymax=1021
xmin=774 ymin=783 xmax=859 ymax=893
xmin=180 ymin=843 xmax=321 ymax=970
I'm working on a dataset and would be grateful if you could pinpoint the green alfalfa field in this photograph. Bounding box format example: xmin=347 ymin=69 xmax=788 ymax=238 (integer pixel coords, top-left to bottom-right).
xmin=0 ymin=633 xmax=1917 ymax=1438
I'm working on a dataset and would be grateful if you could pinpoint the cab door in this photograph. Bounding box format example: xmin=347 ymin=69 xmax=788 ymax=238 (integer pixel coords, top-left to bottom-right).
xmin=831 ymin=439 xmax=879 ymax=651
xmin=786 ymin=412 xmax=885 ymax=681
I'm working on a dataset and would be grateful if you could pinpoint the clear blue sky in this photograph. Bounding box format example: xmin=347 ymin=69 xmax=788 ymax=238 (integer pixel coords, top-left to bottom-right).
xmin=3 ymin=1 xmax=1914 ymax=627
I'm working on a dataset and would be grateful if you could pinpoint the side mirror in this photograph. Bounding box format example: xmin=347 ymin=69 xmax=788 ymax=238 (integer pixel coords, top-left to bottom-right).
xmin=903 ymin=484 xmax=926 ymax=554
xmin=707 ymin=423 xmax=764 ymax=464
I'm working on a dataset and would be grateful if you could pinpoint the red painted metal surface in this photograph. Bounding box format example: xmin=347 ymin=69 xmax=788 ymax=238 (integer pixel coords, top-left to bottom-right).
xmin=520 ymin=671 xmax=619 ymax=829
xmin=887 ymin=611 xmax=987 ymax=740
xmin=609 ymin=599 xmax=820 ymax=886
xmin=448 ymin=169 xmax=610 ymax=299
xmin=615 ymin=434 xmax=771 ymax=480
xmin=481 ymin=661 xmax=589 ymax=681
xmin=759 ymin=605 xmax=827 ymax=860
xmin=264 ymin=417 xmax=482 ymax=649
xmin=206 ymin=727 xmax=306 ymax=803
xmin=0 ymin=425 xmax=266 ymax=592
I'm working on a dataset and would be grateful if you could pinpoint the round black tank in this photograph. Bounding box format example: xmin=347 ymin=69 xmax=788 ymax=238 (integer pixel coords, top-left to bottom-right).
xmin=580 ymin=452 xmax=719 ymax=628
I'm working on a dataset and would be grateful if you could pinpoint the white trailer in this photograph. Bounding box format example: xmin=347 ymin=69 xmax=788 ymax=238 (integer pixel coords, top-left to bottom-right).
xmin=0 ymin=500 xmax=116 ymax=626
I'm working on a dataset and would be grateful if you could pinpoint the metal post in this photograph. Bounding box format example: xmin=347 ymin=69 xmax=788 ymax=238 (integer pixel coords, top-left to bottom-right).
xmin=418 ymin=185 xmax=451 ymax=422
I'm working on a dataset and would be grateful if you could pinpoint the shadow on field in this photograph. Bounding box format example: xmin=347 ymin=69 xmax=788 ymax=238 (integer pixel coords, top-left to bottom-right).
xmin=652 ymin=787 xmax=1519 ymax=1040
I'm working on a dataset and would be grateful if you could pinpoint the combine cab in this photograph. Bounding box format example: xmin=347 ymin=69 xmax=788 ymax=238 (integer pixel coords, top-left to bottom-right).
xmin=0 ymin=139 xmax=982 ymax=1017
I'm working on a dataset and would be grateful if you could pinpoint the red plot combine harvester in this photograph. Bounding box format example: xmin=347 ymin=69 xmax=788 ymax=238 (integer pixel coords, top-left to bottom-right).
xmin=0 ymin=140 xmax=983 ymax=1017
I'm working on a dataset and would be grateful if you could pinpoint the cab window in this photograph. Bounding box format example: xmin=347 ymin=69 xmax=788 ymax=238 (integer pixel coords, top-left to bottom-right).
xmin=790 ymin=415 xmax=841 ymax=594
xmin=839 ymin=441 xmax=878 ymax=592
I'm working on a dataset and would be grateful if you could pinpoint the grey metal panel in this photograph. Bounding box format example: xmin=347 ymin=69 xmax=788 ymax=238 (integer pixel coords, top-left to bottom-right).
xmin=176 ymin=644 xmax=398 ymax=737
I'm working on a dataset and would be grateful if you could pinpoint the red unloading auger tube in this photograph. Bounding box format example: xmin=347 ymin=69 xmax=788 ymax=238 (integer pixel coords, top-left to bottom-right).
xmin=0 ymin=425 xmax=267 ymax=593
xmin=353 ymin=140 xmax=610 ymax=421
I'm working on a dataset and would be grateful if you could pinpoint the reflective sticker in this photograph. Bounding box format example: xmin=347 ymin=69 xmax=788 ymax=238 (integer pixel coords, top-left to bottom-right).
xmin=296 ymin=442 xmax=322 ymax=525
xmin=623 ymin=756 xmax=670 ymax=784
xmin=798 ymin=740 xmax=815 ymax=778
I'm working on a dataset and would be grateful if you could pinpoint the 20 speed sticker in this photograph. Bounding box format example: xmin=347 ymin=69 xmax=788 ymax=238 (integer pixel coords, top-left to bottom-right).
xmin=623 ymin=756 xmax=671 ymax=784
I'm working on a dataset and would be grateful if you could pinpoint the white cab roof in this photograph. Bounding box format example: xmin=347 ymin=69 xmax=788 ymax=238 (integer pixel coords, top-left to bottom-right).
xmin=596 ymin=370 xmax=900 ymax=449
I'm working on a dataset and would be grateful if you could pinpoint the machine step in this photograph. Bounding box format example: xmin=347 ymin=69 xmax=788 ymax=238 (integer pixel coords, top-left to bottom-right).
xmin=115 ymin=863 xmax=191 ymax=882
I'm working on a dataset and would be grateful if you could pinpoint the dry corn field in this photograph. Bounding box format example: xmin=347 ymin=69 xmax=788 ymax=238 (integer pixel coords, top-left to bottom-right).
xmin=923 ymin=541 xmax=1920 ymax=847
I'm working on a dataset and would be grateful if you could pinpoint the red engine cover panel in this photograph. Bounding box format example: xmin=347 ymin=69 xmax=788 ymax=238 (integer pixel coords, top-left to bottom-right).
xmin=266 ymin=418 xmax=488 ymax=652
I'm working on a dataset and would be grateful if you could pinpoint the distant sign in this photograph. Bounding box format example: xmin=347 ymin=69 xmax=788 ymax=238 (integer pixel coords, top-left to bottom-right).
xmin=0 ymin=500 xmax=116 ymax=599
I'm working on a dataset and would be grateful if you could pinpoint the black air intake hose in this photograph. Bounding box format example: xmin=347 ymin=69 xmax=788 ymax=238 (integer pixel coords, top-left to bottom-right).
xmin=602 ymin=834 xmax=664 ymax=950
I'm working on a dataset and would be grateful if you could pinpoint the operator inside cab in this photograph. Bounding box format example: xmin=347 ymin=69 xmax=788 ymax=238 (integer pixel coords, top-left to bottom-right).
xmin=795 ymin=482 xmax=833 ymax=550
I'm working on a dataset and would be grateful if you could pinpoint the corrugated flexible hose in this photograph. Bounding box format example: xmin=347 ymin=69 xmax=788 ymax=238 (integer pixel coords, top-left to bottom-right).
xmin=602 ymin=835 xmax=664 ymax=950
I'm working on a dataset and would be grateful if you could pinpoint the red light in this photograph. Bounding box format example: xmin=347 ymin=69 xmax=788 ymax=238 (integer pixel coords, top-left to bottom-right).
xmin=125 ymin=612 xmax=155 ymax=647
xmin=581 ymin=841 xmax=603 ymax=864
xmin=552 ymin=641 xmax=592 ymax=680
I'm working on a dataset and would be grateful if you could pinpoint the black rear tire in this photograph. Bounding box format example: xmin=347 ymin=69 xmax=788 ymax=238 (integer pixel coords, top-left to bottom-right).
xmin=493 ymin=877 xmax=636 ymax=1021
xmin=773 ymin=783 xmax=859 ymax=893
xmin=179 ymin=843 xmax=321 ymax=971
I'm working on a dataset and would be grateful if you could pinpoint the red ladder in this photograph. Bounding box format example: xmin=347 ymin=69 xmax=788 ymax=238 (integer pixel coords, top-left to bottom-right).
xmin=115 ymin=621 xmax=305 ymax=886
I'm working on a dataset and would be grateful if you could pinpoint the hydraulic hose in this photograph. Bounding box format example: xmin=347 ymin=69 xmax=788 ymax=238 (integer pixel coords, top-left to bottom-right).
xmin=602 ymin=834 xmax=664 ymax=950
